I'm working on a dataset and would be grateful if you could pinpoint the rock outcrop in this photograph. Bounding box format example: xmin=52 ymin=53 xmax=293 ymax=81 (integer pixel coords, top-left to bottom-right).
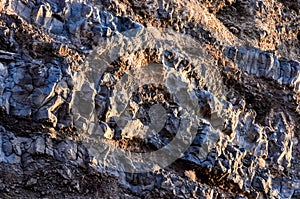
xmin=0 ymin=0 xmax=299 ymax=198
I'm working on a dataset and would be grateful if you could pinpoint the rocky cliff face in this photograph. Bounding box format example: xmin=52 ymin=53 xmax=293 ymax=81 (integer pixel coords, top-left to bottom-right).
xmin=0 ymin=0 xmax=299 ymax=198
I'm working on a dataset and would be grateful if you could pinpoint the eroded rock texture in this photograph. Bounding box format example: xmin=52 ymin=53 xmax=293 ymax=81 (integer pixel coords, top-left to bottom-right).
xmin=0 ymin=0 xmax=299 ymax=198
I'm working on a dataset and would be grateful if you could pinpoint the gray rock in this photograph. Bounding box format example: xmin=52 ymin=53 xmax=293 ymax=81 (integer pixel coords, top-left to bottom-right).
xmin=11 ymin=0 xmax=32 ymax=19
xmin=45 ymin=136 xmax=54 ymax=156
xmin=34 ymin=137 xmax=45 ymax=154
xmin=0 ymin=133 xmax=3 ymax=163
xmin=81 ymin=4 xmax=93 ymax=18
xmin=266 ymin=112 xmax=293 ymax=168
xmin=25 ymin=178 xmax=37 ymax=187
xmin=12 ymin=139 xmax=22 ymax=156
xmin=225 ymin=46 xmax=300 ymax=91
xmin=2 ymin=138 xmax=13 ymax=157
xmin=49 ymin=18 xmax=65 ymax=35
xmin=4 ymin=153 xmax=21 ymax=164
xmin=92 ymin=25 xmax=112 ymax=37
xmin=33 ymin=4 xmax=52 ymax=27
xmin=0 ymin=0 xmax=298 ymax=198
xmin=54 ymin=139 xmax=77 ymax=162
xmin=70 ymin=2 xmax=83 ymax=22
xmin=0 ymin=50 xmax=16 ymax=61
xmin=34 ymin=108 xmax=58 ymax=127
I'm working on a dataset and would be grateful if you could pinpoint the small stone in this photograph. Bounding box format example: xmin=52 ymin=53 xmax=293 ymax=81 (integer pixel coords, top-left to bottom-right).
xmin=25 ymin=178 xmax=37 ymax=187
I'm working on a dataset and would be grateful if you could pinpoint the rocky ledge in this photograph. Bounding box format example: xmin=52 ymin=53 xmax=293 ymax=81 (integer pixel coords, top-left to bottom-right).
xmin=0 ymin=0 xmax=299 ymax=198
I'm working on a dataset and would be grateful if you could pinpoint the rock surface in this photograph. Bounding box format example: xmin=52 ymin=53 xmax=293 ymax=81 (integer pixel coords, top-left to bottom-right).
xmin=0 ymin=0 xmax=299 ymax=198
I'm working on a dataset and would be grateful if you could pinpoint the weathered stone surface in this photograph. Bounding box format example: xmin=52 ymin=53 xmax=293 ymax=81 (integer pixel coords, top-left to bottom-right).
xmin=225 ymin=46 xmax=300 ymax=91
xmin=33 ymin=137 xmax=45 ymax=154
xmin=2 ymin=137 xmax=13 ymax=157
xmin=0 ymin=0 xmax=299 ymax=198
